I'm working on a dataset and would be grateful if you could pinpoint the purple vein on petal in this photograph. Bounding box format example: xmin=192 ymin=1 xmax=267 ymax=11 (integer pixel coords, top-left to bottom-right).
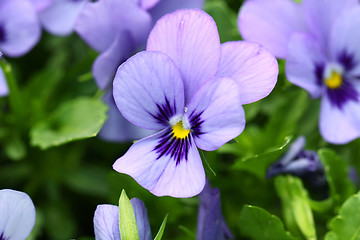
xmin=188 ymin=110 xmax=205 ymax=137
xmin=149 ymin=96 xmax=177 ymax=124
xmin=326 ymin=79 xmax=359 ymax=109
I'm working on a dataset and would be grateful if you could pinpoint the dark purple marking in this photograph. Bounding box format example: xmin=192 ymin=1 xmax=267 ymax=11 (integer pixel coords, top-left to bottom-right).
xmin=188 ymin=110 xmax=205 ymax=137
xmin=0 ymin=233 xmax=6 ymax=240
xmin=150 ymin=97 xmax=177 ymax=124
xmin=314 ymin=63 xmax=324 ymax=86
xmin=0 ymin=24 xmax=6 ymax=43
xmin=338 ymin=51 xmax=357 ymax=72
xmin=153 ymin=128 xmax=191 ymax=165
xmin=326 ymin=79 xmax=358 ymax=109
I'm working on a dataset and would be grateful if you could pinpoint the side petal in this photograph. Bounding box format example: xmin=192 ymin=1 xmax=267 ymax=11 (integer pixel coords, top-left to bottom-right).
xmin=0 ymin=0 xmax=41 ymax=57
xmin=99 ymin=89 xmax=154 ymax=142
xmin=286 ymin=32 xmax=325 ymax=98
xmin=149 ymin=0 xmax=204 ymax=24
xmin=147 ymin=9 xmax=221 ymax=103
xmin=94 ymin=204 xmax=121 ymax=240
xmin=320 ymin=94 xmax=360 ymax=144
xmin=113 ymin=51 xmax=184 ymax=131
xmin=329 ymin=6 xmax=360 ymax=76
xmin=186 ymin=78 xmax=245 ymax=151
xmin=303 ymin=0 xmax=358 ymax=46
xmin=216 ymin=41 xmax=278 ymax=104
xmin=113 ymin=129 xmax=206 ymax=198
xmin=92 ymin=32 xmax=134 ymax=89
xmin=0 ymin=189 xmax=36 ymax=240
xmin=0 ymin=67 xmax=8 ymax=97
xmin=39 ymin=0 xmax=87 ymax=36
xmin=131 ymin=198 xmax=152 ymax=240
xmin=238 ymin=0 xmax=306 ymax=59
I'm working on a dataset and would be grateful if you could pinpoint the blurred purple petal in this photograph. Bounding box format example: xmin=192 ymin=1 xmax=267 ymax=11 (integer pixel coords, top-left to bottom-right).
xmin=139 ymin=0 xmax=160 ymax=10
xmin=286 ymin=33 xmax=326 ymax=98
xmin=131 ymin=198 xmax=152 ymax=240
xmin=147 ymin=9 xmax=221 ymax=103
xmin=217 ymin=41 xmax=278 ymax=104
xmin=113 ymin=51 xmax=184 ymax=131
xmin=0 ymin=0 xmax=41 ymax=57
xmin=186 ymin=78 xmax=245 ymax=151
xmin=29 ymin=0 xmax=54 ymax=12
xmin=0 ymin=67 xmax=8 ymax=97
xmin=94 ymin=204 xmax=121 ymax=240
xmin=113 ymin=129 xmax=205 ymax=197
xmin=0 ymin=189 xmax=36 ymax=240
xmin=39 ymin=0 xmax=88 ymax=36
xmin=238 ymin=0 xmax=306 ymax=59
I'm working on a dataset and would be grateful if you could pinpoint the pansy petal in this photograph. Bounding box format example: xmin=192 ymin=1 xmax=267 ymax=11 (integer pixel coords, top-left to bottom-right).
xmin=149 ymin=0 xmax=204 ymax=24
xmin=147 ymin=9 xmax=221 ymax=103
xmin=303 ymin=0 xmax=358 ymax=45
xmin=113 ymin=129 xmax=205 ymax=197
xmin=320 ymin=94 xmax=360 ymax=144
xmin=113 ymin=51 xmax=184 ymax=130
xmin=286 ymin=33 xmax=326 ymax=98
xmin=93 ymin=32 xmax=134 ymax=89
xmin=29 ymin=0 xmax=54 ymax=12
xmin=94 ymin=204 xmax=121 ymax=240
xmin=217 ymin=41 xmax=278 ymax=104
xmin=186 ymin=78 xmax=245 ymax=151
xmin=0 ymin=189 xmax=36 ymax=240
xmin=138 ymin=0 xmax=160 ymax=10
xmin=0 ymin=0 xmax=41 ymax=57
xmin=238 ymin=0 xmax=306 ymax=59
xmin=0 ymin=67 xmax=8 ymax=97
xmin=99 ymin=90 xmax=154 ymax=142
xmin=131 ymin=198 xmax=152 ymax=240
xmin=39 ymin=0 xmax=87 ymax=36
xmin=329 ymin=6 xmax=360 ymax=76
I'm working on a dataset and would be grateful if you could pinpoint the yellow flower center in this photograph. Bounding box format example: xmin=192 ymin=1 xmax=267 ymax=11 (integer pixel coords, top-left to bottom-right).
xmin=325 ymin=71 xmax=342 ymax=89
xmin=172 ymin=121 xmax=190 ymax=139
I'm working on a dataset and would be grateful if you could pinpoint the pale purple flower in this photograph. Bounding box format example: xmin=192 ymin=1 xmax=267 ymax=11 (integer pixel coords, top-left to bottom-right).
xmin=0 ymin=189 xmax=36 ymax=240
xmin=0 ymin=0 xmax=41 ymax=57
xmin=239 ymin=0 xmax=360 ymax=144
xmin=112 ymin=9 xmax=278 ymax=197
xmin=197 ymin=180 xmax=233 ymax=240
xmin=0 ymin=66 xmax=8 ymax=97
xmin=94 ymin=198 xmax=151 ymax=240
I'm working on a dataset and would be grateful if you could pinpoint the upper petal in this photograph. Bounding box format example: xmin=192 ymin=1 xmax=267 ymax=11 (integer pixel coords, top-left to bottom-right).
xmin=0 ymin=189 xmax=36 ymax=240
xmin=113 ymin=51 xmax=184 ymax=130
xmin=216 ymin=41 xmax=278 ymax=104
xmin=28 ymin=0 xmax=54 ymax=12
xmin=147 ymin=9 xmax=221 ymax=103
xmin=94 ymin=204 xmax=121 ymax=240
xmin=0 ymin=67 xmax=8 ymax=97
xmin=113 ymin=129 xmax=206 ymax=197
xmin=149 ymin=0 xmax=205 ymax=24
xmin=186 ymin=78 xmax=245 ymax=151
xmin=320 ymin=93 xmax=360 ymax=144
xmin=328 ymin=6 xmax=360 ymax=76
xmin=286 ymin=32 xmax=326 ymax=98
xmin=302 ymin=0 xmax=358 ymax=46
xmin=131 ymin=198 xmax=152 ymax=240
xmin=238 ymin=0 xmax=306 ymax=59
xmin=0 ymin=0 xmax=41 ymax=57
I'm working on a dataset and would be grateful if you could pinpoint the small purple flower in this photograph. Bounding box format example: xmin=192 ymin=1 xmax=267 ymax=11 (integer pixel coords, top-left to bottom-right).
xmin=0 ymin=67 xmax=8 ymax=97
xmin=197 ymin=180 xmax=233 ymax=240
xmin=112 ymin=9 xmax=278 ymax=197
xmin=238 ymin=0 xmax=360 ymax=144
xmin=267 ymin=137 xmax=329 ymax=200
xmin=0 ymin=189 xmax=36 ymax=240
xmin=94 ymin=198 xmax=151 ymax=240
xmin=0 ymin=0 xmax=41 ymax=57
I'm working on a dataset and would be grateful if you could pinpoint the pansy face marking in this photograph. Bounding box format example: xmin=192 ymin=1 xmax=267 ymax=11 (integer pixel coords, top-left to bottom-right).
xmin=0 ymin=24 xmax=6 ymax=43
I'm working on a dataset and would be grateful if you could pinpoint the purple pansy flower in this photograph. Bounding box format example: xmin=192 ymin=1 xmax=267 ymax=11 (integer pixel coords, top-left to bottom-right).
xmin=197 ymin=180 xmax=233 ymax=240
xmin=239 ymin=0 xmax=360 ymax=144
xmin=112 ymin=9 xmax=278 ymax=197
xmin=94 ymin=198 xmax=151 ymax=240
xmin=267 ymin=136 xmax=329 ymax=200
xmin=0 ymin=0 xmax=41 ymax=58
xmin=0 ymin=189 xmax=36 ymax=240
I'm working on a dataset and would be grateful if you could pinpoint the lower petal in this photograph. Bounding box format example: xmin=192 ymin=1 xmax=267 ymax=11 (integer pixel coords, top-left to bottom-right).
xmin=113 ymin=129 xmax=205 ymax=198
xmin=93 ymin=205 xmax=121 ymax=240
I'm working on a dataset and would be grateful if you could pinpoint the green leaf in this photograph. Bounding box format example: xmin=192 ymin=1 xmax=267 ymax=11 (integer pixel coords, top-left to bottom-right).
xmin=30 ymin=97 xmax=107 ymax=149
xmin=154 ymin=214 xmax=168 ymax=240
xmin=119 ymin=190 xmax=140 ymax=240
xmin=325 ymin=192 xmax=360 ymax=240
xmin=318 ymin=149 xmax=355 ymax=206
xmin=238 ymin=205 xmax=297 ymax=240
